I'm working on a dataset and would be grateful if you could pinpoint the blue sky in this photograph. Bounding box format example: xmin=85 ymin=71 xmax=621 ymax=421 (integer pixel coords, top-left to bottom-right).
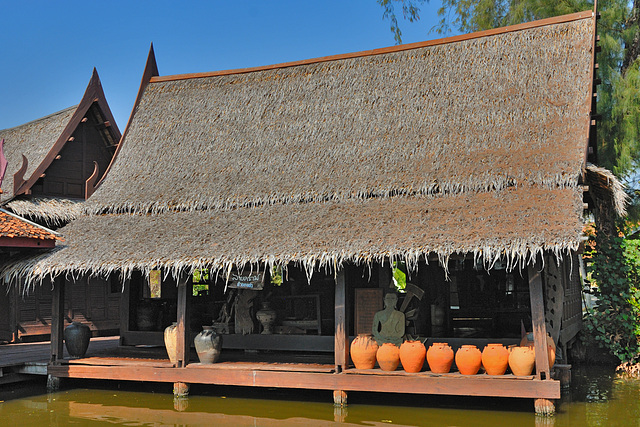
xmin=0 ymin=1 xmax=452 ymax=131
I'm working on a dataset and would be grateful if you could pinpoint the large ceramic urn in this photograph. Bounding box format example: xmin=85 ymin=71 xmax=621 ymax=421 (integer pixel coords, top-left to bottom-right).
xmin=508 ymin=346 xmax=536 ymax=376
xmin=426 ymin=342 xmax=454 ymax=373
xmin=481 ymin=343 xmax=509 ymax=375
xmin=255 ymin=302 xmax=277 ymax=334
xmin=455 ymin=345 xmax=482 ymax=375
xmin=64 ymin=321 xmax=91 ymax=358
xmin=399 ymin=340 xmax=426 ymax=373
xmin=350 ymin=334 xmax=379 ymax=369
xmin=376 ymin=343 xmax=401 ymax=371
xmin=194 ymin=326 xmax=222 ymax=364
xmin=164 ymin=322 xmax=178 ymax=364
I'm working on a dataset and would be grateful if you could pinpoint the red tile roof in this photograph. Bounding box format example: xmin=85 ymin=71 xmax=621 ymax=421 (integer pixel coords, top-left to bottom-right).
xmin=0 ymin=209 xmax=62 ymax=241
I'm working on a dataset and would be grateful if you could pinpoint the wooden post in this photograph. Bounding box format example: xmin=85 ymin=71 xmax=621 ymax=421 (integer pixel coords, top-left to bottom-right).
xmin=528 ymin=261 xmax=551 ymax=380
xmin=334 ymin=268 xmax=349 ymax=372
xmin=50 ymin=276 xmax=66 ymax=364
xmin=176 ymin=274 xmax=191 ymax=368
xmin=528 ymin=260 xmax=555 ymax=416
xmin=173 ymin=274 xmax=191 ymax=397
xmin=119 ymin=277 xmax=130 ymax=346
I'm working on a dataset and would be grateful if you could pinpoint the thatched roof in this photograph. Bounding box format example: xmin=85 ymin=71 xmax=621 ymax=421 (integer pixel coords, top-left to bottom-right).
xmin=88 ymin=14 xmax=594 ymax=215
xmin=1 ymin=12 xmax=601 ymax=285
xmin=0 ymin=107 xmax=76 ymax=202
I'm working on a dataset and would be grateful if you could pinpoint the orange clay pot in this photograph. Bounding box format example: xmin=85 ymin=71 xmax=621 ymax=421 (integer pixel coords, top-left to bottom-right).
xmin=399 ymin=340 xmax=426 ymax=373
xmin=426 ymin=342 xmax=454 ymax=373
xmin=520 ymin=333 xmax=556 ymax=369
xmin=350 ymin=334 xmax=379 ymax=369
xmin=455 ymin=345 xmax=482 ymax=375
xmin=509 ymin=346 xmax=536 ymax=376
xmin=481 ymin=343 xmax=509 ymax=375
xmin=376 ymin=343 xmax=400 ymax=371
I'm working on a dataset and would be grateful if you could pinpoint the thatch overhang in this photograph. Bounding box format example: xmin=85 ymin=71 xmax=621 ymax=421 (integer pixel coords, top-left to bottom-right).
xmin=2 ymin=186 xmax=583 ymax=286
xmin=0 ymin=69 xmax=121 ymax=221
xmin=3 ymin=197 xmax=84 ymax=226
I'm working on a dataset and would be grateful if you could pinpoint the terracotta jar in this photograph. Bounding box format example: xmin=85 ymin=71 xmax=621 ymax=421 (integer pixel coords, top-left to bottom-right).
xmin=376 ymin=343 xmax=400 ymax=371
xmin=350 ymin=334 xmax=379 ymax=369
xmin=481 ymin=343 xmax=509 ymax=375
xmin=399 ymin=340 xmax=426 ymax=373
xmin=426 ymin=342 xmax=454 ymax=373
xmin=164 ymin=322 xmax=178 ymax=364
xmin=455 ymin=345 xmax=482 ymax=375
xmin=194 ymin=326 xmax=222 ymax=364
xmin=520 ymin=332 xmax=556 ymax=369
xmin=509 ymin=346 xmax=536 ymax=376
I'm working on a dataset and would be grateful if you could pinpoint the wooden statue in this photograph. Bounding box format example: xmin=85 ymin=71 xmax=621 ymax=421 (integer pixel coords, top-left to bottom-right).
xmin=234 ymin=289 xmax=257 ymax=335
xmin=372 ymin=292 xmax=405 ymax=346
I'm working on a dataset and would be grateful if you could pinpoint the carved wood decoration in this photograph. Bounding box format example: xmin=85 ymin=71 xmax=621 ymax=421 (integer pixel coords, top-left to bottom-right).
xmin=234 ymin=289 xmax=257 ymax=335
xmin=13 ymin=154 xmax=28 ymax=195
xmin=85 ymin=161 xmax=100 ymax=199
xmin=543 ymin=254 xmax=564 ymax=346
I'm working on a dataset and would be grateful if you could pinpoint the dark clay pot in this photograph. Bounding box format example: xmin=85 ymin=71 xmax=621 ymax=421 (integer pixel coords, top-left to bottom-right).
xmin=194 ymin=326 xmax=222 ymax=364
xmin=64 ymin=321 xmax=91 ymax=358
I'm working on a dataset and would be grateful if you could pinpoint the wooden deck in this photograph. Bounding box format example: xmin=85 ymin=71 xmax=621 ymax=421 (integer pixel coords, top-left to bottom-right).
xmin=0 ymin=336 xmax=119 ymax=384
xmin=46 ymin=346 xmax=560 ymax=400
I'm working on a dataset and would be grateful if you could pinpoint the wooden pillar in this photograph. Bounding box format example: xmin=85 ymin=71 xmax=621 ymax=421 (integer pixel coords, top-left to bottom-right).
xmin=119 ymin=278 xmax=130 ymax=346
xmin=528 ymin=261 xmax=551 ymax=380
xmin=50 ymin=276 xmax=66 ymax=364
xmin=529 ymin=260 xmax=556 ymax=416
xmin=176 ymin=274 xmax=191 ymax=368
xmin=334 ymin=268 xmax=349 ymax=373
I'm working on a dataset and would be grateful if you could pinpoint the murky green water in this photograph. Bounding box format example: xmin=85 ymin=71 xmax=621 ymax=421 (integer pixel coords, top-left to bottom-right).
xmin=0 ymin=366 xmax=638 ymax=426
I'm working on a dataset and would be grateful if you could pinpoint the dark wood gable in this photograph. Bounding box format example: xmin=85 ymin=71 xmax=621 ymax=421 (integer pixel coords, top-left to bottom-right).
xmin=13 ymin=68 xmax=121 ymax=200
xmin=30 ymin=102 xmax=118 ymax=199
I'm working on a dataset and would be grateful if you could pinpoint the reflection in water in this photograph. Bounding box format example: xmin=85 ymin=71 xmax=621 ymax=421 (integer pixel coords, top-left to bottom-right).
xmin=0 ymin=366 xmax=637 ymax=426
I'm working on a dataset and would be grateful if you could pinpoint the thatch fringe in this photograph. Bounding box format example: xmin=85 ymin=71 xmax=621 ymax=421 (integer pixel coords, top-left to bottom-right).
xmin=5 ymin=198 xmax=83 ymax=226
xmin=585 ymin=163 xmax=628 ymax=217
xmin=85 ymin=175 xmax=583 ymax=216
xmin=1 ymin=186 xmax=584 ymax=291
xmin=1 ymin=241 xmax=578 ymax=295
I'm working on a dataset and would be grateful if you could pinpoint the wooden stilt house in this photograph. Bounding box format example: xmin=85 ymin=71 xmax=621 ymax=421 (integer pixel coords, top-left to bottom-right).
xmin=0 ymin=69 xmax=122 ymax=342
xmin=0 ymin=11 xmax=627 ymax=413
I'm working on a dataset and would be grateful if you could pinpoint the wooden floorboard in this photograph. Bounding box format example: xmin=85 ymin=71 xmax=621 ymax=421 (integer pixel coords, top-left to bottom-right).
xmin=47 ymin=363 xmax=561 ymax=399
xmin=0 ymin=336 xmax=120 ymax=370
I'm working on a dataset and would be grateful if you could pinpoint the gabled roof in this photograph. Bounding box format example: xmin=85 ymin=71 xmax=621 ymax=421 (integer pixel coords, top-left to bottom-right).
xmin=88 ymin=12 xmax=595 ymax=215
xmin=0 ymin=208 xmax=62 ymax=248
xmin=2 ymin=12 xmax=607 ymax=284
xmin=0 ymin=69 xmax=121 ymax=207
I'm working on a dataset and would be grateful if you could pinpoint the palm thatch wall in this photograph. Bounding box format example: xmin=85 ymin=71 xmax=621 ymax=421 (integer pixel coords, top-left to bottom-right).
xmin=0 ymin=107 xmax=76 ymax=202
xmin=3 ymin=13 xmax=620 ymax=286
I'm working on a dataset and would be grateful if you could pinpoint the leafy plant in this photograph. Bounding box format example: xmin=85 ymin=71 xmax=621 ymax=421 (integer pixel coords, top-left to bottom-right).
xmin=584 ymin=224 xmax=640 ymax=364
